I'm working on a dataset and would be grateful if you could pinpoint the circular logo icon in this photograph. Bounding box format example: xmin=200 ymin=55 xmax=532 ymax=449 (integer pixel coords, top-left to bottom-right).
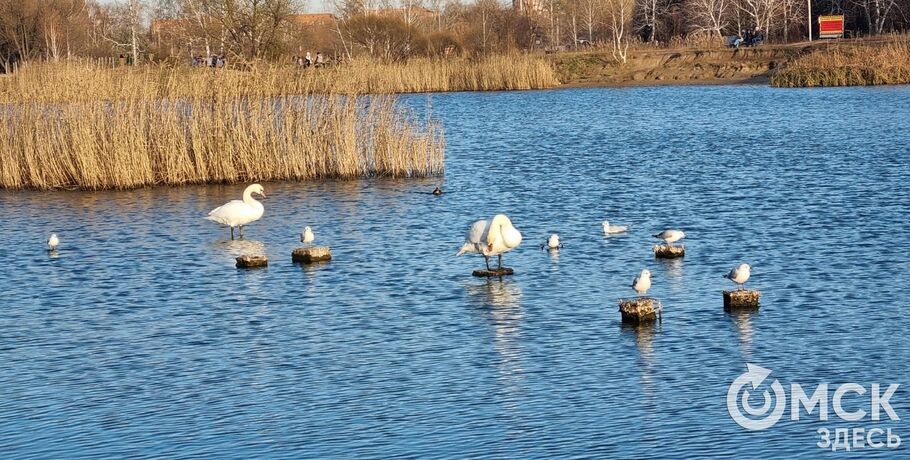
xmin=727 ymin=364 xmax=786 ymax=431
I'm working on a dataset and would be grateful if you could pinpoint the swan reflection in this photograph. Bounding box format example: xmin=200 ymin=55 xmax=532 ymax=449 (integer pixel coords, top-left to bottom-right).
xmin=465 ymin=279 xmax=524 ymax=409
xmin=213 ymin=239 xmax=267 ymax=258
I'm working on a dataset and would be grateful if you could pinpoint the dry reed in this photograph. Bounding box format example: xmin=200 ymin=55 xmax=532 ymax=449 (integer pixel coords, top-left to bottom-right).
xmin=0 ymin=63 xmax=446 ymax=190
xmin=772 ymin=37 xmax=910 ymax=87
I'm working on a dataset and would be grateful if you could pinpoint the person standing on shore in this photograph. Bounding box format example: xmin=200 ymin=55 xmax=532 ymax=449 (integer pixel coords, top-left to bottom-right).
xmin=315 ymin=52 xmax=324 ymax=68
xmin=304 ymin=52 xmax=312 ymax=68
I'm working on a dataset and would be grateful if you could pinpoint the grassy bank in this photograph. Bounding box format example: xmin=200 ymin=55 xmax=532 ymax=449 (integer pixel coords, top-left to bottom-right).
xmin=772 ymin=37 xmax=910 ymax=87
xmin=0 ymin=64 xmax=445 ymax=190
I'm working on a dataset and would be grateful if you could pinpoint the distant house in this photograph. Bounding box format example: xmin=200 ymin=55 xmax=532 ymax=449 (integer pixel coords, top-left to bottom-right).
xmin=289 ymin=13 xmax=337 ymax=27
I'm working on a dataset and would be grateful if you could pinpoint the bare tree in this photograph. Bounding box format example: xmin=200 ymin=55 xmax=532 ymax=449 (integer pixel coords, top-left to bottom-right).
xmin=688 ymin=0 xmax=731 ymax=37
xmin=604 ymin=0 xmax=631 ymax=62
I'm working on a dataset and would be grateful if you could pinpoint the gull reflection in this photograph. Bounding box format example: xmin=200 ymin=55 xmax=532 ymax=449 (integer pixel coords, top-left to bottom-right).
xmin=656 ymin=257 xmax=684 ymax=290
xmin=465 ymin=279 xmax=524 ymax=410
xmin=727 ymin=309 xmax=757 ymax=362
xmin=621 ymin=322 xmax=660 ymax=404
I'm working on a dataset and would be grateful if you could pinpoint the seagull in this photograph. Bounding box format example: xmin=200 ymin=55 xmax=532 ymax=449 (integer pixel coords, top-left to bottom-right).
xmin=724 ymin=263 xmax=752 ymax=290
xmin=204 ymin=184 xmax=266 ymax=240
xmin=632 ymin=269 xmax=652 ymax=296
xmin=47 ymin=233 xmax=59 ymax=251
xmin=456 ymin=214 xmax=523 ymax=270
xmin=542 ymin=233 xmax=562 ymax=250
xmin=603 ymin=220 xmax=629 ymax=235
xmin=301 ymin=226 xmax=315 ymax=245
xmin=654 ymin=229 xmax=686 ymax=246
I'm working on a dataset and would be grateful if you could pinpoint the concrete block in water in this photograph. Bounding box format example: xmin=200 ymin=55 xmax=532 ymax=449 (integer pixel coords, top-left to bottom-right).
xmin=236 ymin=255 xmax=268 ymax=269
xmin=723 ymin=289 xmax=761 ymax=311
xmin=653 ymin=244 xmax=685 ymax=259
xmin=292 ymin=246 xmax=332 ymax=264
xmin=619 ymin=297 xmax=662 ymax=324
xmin=472 ymin=267 xmax=514 ymax=277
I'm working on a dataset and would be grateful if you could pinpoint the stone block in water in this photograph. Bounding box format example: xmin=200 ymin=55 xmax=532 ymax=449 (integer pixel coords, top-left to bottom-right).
xmin=619 ymin=297 xmax=662 ymax=324
xmin=472 ymin=267 xmax=514 ymax=277
xmin=653 ymin=244 xmax=685 ymax=259
xmin=236 ymin=255 xmax=268 ymax=269
xmin=292 ymin=246 xmax=332 ymax=264
xmin=723 ymin=289 xmax=761 ymax=311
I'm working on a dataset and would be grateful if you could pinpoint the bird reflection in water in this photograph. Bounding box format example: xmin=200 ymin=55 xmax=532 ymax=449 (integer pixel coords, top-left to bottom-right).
xmin=213 ymin=239 xmax=266 ymax=258
xmin=657 ymin=257 xmax=684 ymax=291
xmin=727 ymin=309 xmax=758 ymax=362
xmin=465 ymin=279 xmax=524 ymax=410
xmin=621 ymin=322 xmax=660 ymax=405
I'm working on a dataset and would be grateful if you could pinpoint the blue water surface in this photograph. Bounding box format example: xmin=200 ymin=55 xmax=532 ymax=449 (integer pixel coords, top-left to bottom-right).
xmin=1 ymin=85 xmax=908 ymax=458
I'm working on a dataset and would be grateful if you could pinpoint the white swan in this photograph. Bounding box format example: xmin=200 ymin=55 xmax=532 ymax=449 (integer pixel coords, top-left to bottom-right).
xmin=47 ymin=233 xmax=59 ymax=251
xmin=654 ymin=229 xmax=686 ymax=246
xmin=205 ymin=184 xmax=266 ymax=240
xmin=456 ymin=214 xmax=522 ymax=270
xmin=633 ymin=269 xmax=652 ymax=296
xmin=724 ymin=263 xmax=752 ymax=290
xmin=602 ymin=220 xmax=629 ymax=235
xmin=301 ymin=226 xmax=315 ymax=245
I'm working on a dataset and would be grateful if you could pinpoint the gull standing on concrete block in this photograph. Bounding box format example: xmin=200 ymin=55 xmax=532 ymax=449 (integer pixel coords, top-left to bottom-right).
xmin=301 ymin=226 xmax=315 ymax=245
xmin=654 ymin=229 xmax=686 ymax=246
xmin=724 ymin=263 xmax=752 ymax=290
xmin=633 ymin=269 xmax=652 ymax=296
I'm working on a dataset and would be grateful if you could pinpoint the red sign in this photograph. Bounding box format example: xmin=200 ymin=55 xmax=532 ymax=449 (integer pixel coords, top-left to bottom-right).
xmin=819 ymin=15 xmax=845 ymax=39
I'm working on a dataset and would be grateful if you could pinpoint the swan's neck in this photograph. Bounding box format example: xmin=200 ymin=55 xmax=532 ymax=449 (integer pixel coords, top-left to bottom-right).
xmin=243 ymin=189 xmax=258 ymax=205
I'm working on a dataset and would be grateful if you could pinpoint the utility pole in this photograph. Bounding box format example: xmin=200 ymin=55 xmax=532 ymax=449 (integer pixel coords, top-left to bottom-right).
xmin=808 ymin=0 xmax=813 ymax=41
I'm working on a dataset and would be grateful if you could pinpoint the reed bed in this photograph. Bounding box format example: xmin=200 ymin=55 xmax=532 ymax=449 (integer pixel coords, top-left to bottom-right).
xmin=0 ymin=64 xmax=445 ymax=190
xmin=0 ymin=54 xmax=558 ymax=104
xmin=772 ymin=37 xmax=910 ymax=87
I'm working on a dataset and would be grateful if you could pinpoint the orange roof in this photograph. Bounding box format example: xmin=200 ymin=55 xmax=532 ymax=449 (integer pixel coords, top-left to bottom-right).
xmin=290 ymin=13 xmax=336 ymax=26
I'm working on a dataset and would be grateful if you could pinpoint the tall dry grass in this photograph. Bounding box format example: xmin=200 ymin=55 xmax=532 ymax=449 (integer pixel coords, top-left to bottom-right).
xmin=772 ymin=37 xmax=910 ymax=87
xmin=0 ymin=54 xmax=559 ymax=104
xmin=0 ymin=63 xmax=445 ymax=190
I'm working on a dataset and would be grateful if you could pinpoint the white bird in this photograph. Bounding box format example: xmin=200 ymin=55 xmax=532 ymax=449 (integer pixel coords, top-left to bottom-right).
xmin=632 ymin=269 xmax=652 ymax=296
xmin=456 ymin=214 xmax=523 ymax=270
xmin=654 ymin=229 xmax=686 ymax=246
xmin=301 ymin=226 xmax=315 ymax=245
xmin=47 ymin=233 xmax=59 ymax=251
xmin=724 ymin=263 xmax=752 ymax=290
xmin=205 ymin=184 xmax=266 ymax=240
xmin=602 ymin=220 xmax=629 ymax=235
xmin=542 ymin=233 xmax=562 ymax=250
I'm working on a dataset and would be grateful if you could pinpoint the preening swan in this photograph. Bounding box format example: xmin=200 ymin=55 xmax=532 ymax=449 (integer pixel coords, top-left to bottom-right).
xmin=654 ymin=229 xmax=686 ymax=246
xmin=205 ymin=184 xmax=266 ymax=240
xmin=456 ymin=214 xmax=522 ymax=270
xmin=301 ymin=226 xmax=315 ymax=245
xmin=47 ymin=233 xmax=59 ymax=251
xmin=632 ymin=269 xmax=652 ymax=296
xmin=602 ymin=220 xmax=629 ymax=235
xmin=724 ymin=263 xmax=752 ymax=290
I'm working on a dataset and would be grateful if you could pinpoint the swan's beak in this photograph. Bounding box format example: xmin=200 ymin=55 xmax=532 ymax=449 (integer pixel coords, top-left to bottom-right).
xmin=259 ymin=191 xmax=267 ymax=199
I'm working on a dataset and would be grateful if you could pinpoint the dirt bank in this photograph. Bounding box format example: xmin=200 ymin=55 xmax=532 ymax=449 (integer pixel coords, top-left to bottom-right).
xmin=553 ymin=46 xmax=804 ymax=87
xmin=551 ymin=43 xmax=816 ymax=87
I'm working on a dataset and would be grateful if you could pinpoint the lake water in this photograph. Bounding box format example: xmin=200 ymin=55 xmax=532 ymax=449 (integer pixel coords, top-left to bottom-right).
xmin=1 ymin=85 xmax=908 ymax=458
